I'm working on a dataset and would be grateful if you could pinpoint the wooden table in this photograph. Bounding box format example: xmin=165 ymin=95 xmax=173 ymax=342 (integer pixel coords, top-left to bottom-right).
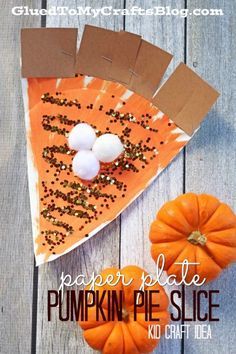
xmin=1 ymin=1 xmax=235 ymax=353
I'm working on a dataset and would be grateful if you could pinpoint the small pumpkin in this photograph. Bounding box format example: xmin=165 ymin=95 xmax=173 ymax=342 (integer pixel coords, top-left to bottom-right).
xmin=150 ymin=193 xmax=236 ymax=283
xmin=78 ymin=266 xmax=169 ymax=354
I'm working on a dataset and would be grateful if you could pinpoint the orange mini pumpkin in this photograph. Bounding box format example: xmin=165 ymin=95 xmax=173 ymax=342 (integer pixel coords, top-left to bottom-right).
xmin=150 ymin=193 xmax=236 ymax=283
xmin=78 ymin=266 xmax=169 ymax=354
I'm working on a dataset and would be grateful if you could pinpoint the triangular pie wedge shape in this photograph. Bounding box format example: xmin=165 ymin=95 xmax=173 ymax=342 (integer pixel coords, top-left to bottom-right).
xmin=22 ymin=75 xmax=190 ymax=265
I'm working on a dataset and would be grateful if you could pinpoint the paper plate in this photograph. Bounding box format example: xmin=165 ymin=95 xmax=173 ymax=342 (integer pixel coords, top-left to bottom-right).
xmin=23 ymin=75 xmax=190 ymax=265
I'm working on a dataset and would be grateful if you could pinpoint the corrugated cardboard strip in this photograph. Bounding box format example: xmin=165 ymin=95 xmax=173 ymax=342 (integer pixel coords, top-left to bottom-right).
xmin=21 ymin=25 xmax=219 ymax=135
xmin=21 ymin=28 xmax=78 ymax=78
xmin=76 ymin=25 xmax=173 ymax=99
xmin=152 ymin=63 xmax=220 ymax=135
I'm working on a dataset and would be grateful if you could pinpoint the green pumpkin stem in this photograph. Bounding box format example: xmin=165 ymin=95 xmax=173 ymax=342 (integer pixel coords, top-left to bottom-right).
xmin=188 ymin=231 xmax=207 ymax=246
xmin=122 ymin=308 xmax=129 ymax=322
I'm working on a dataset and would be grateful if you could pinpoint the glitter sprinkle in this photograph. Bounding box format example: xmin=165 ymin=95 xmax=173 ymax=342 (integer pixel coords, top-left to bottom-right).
xmin=38 ymin=90 xmax=164 ymax=254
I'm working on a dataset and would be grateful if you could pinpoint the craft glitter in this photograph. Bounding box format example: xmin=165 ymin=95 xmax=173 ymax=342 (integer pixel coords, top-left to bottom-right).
xmin=37 ymin=88 xmax=169 ymax=254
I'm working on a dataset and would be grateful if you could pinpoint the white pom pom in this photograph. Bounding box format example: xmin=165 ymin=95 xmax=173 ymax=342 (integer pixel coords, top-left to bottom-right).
xmin=72 ymin=150 xmax=100 ymax=181
xmin=92 ymin=134 xmax=124 ymax=163
xmin=68 ymin=123 xmax=96 ymax=151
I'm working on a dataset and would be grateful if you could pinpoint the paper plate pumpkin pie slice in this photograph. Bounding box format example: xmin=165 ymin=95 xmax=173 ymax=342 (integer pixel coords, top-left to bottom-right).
xmin=24 ymin=75 xmax=190 ymax=265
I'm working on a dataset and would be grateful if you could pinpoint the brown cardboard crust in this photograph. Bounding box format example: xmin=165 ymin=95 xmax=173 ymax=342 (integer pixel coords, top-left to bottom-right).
xmin=21 ymin=27 xmax=220 ymax=135
xmin=75 ymin=25 xmax=172 ymax=98
xmin=21 ymin=28 xmax=78 ymax=78
xmin=76 ymin=26 xmax=143 ymax=84
xmin=128 ymin=40 xmax=173 ymax=99
xmin=110 ymin=30 xmax=142 ymax=84
xmin=75 ymin=25 xmax=116 ymax=80
xmin=152 ymin=63 xmax=220 ymax=135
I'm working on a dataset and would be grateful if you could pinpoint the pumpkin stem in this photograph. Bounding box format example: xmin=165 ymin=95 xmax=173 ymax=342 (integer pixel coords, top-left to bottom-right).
xmin=188 ymin=231 xmax=207 ymax=246
xmin=122 ymin=308 xmax=129 ymax=322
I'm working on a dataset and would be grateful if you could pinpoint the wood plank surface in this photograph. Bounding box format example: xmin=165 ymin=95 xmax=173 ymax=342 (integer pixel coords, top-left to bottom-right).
xmin=0 ymin=1 xmax=41 ymax=354
xmin=36 ymin=1 xmax=124 ymax=354
xmin=184 ymin=1 xmax=236 ymax=353
xmin=121 ymin=1 xmax=185 ymax=353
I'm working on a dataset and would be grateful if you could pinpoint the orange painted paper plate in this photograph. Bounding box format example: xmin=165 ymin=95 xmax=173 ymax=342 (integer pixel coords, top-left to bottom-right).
xmin=23 ymin=75 xmax=190 ymax=265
